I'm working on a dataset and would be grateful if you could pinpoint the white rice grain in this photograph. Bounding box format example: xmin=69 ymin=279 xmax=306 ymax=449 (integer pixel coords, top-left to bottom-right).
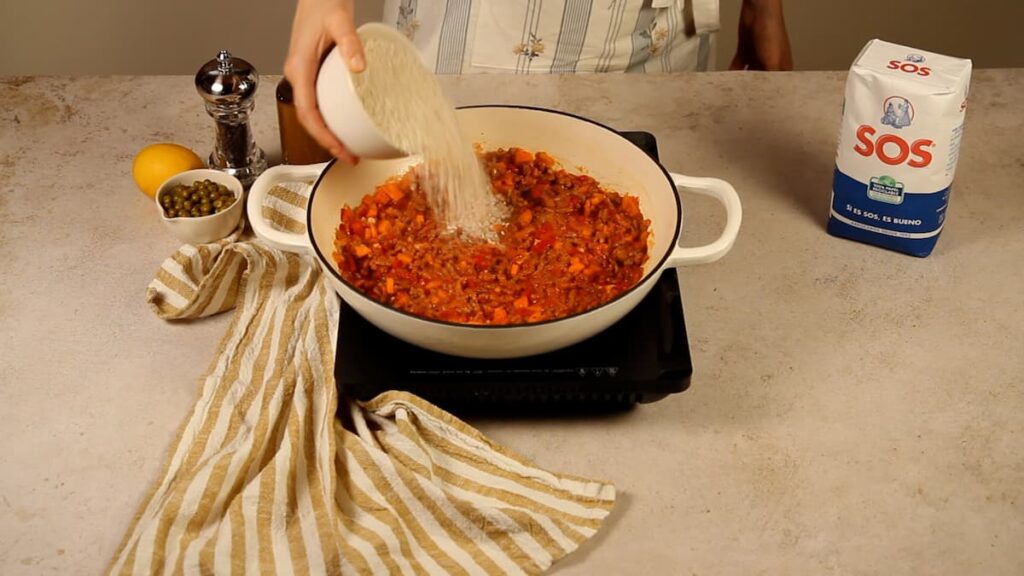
xmin=352 ymin=32 xmax=506 ymax=241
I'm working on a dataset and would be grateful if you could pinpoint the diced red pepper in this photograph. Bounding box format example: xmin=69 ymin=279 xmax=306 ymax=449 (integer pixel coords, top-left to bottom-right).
xmin=532 ymin=222 xmax=556 ymax=253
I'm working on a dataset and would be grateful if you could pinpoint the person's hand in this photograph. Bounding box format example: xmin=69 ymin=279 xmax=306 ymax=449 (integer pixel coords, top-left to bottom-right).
xmin=729 ymin=0 xmax=793 ymax=71
xmin=284 ymin=0 xmax=365 ymax=163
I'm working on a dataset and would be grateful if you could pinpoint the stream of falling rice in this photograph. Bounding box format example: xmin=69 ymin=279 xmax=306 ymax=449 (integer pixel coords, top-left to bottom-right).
xmin=352 ymin=33 xmax=507 ymax=241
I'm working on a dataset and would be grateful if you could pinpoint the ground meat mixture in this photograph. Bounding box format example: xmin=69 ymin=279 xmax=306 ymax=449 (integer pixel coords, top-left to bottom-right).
xmin=332 ymin=147 xmax=651 ymax=325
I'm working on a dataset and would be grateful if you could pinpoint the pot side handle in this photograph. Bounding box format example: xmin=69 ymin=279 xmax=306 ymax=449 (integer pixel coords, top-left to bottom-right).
xmin=665 ymin=173 xmax=743 ymax=267
xmin=246 ymin=163 xmax=327 ymax=253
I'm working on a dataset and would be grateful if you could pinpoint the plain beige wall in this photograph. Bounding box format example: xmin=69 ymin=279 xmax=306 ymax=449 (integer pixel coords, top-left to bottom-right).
xmin=0 ymin=1 xmax=1019 ymax=76
xmin=716 ymin=0 xmax=1023 ymax=70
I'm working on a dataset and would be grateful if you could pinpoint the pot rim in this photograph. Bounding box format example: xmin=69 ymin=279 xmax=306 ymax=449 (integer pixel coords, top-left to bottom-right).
xmin=307 ymin=104 xmax=681 ymax=330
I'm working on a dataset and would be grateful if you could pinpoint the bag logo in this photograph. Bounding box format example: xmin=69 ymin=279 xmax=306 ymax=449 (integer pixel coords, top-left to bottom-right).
xmin=881 ymin=96 xmax=914 ymax=129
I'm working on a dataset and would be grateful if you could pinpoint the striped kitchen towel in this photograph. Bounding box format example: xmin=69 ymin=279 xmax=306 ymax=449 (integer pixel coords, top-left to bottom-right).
xmin=109 ymin=183 xmax=616 ymax=575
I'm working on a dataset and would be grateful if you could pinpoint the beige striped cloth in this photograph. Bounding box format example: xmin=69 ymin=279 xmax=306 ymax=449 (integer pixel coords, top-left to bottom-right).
xmin=109 ymin=183 xmax=616 ymax=575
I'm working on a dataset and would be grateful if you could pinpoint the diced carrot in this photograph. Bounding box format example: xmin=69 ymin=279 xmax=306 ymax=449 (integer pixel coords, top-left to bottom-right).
xmin=568 ymin=258 xmax=584 ymax=274
xmin=378 ymin=220 xmax=392 ymax=235
xmin=492 ymin=307 xmax=508 ymax=323
xmin=397 ymin=253 xmax=413 ymax=264
xmin=622 ymin=195 xmax=641 ymax=216
xmin=513 ymin=295 xmax=530 ymax=309
xmin=382 ymin=182 xmax=405 ymax=202
xmin=353 ymin=244 xmax=371 ymax=258
xmin=509 ymin=263 xmax=519 ymax=276
xmin=415 ymin=213 xmax=425 ymax=224
xmin=518 ymin=209 xmax=533 ymax=225
xmin=373 ymin=188 xmax=392 ymax=205
xmin=385 ymin=277 xmax=395 ymax=294
xmin=536 ymin=151 xmax=555 ymax=167
xmin=513 ymin=148 xmax=534 ymax=165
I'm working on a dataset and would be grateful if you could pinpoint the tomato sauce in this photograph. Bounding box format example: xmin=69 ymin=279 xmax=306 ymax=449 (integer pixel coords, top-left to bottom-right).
xmin=332 ymin=148 xmax=651 ymax=325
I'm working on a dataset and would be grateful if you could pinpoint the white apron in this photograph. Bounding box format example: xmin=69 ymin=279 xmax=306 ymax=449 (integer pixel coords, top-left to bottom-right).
xmin=381 ymin=0 xmax=719 ymax=74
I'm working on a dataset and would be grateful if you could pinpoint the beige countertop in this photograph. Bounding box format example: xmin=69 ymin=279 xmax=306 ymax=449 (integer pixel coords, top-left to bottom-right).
xmin=1 ymin=71 xmax=1022 ymax=574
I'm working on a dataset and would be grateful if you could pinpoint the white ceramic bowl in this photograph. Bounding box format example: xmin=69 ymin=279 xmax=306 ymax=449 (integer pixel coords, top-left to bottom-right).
xmin=315 ymin=23 xmax=414 ymax=159
xmin=155 ymin=169 xmax=244 ymax=244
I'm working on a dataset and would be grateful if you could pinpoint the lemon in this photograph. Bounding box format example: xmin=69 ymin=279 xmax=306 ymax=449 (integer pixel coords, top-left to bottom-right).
xmin=132 ymin=143 xmax=205 ymax=198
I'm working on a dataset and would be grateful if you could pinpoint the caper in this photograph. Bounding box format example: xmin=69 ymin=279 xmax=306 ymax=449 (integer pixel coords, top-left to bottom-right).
xmin=162 ymin=179 xmax=237 ymax=219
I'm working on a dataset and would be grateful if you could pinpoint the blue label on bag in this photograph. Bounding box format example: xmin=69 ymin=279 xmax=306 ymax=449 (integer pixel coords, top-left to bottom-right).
xmin=828 ymin=168 xmax=951 ymax=256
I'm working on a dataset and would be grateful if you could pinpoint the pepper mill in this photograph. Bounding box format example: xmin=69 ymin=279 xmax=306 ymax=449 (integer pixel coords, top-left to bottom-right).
xmin=195 ymin=50 xmax=267 ymax=189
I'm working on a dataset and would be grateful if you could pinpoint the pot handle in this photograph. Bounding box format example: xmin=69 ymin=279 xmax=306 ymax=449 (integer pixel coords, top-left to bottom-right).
xmin=665 ymin=173 xmax=742 ymax=266
xmin=246 ymin=163 xmax=328 ymax=253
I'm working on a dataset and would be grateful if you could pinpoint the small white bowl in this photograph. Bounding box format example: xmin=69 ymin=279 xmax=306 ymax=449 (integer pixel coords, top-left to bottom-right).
xmin=155 ymin=169 xmax=244 ymax=244
xmin=315 ymin=23 xmax=412 ymax=159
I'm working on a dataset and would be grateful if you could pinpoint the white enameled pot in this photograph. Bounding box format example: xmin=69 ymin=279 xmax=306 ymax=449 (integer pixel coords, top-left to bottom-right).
xmin=248 ymin=106 xmax=741 ymax=358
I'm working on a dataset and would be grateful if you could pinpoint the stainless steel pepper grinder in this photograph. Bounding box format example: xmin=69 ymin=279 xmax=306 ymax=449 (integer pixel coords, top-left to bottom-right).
xmin=195 ymin=50 xmax=267 ymax=189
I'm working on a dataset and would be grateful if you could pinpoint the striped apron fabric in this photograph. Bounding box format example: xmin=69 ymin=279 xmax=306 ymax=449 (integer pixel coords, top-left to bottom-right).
xmin=383 ymin=0 xmax=719 ymax=74
xmin=108 ymin=183 xmax=616 ymax=575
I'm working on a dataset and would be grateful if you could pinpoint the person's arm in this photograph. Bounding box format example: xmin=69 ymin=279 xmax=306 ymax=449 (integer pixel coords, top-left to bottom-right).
xmin=284 ymin=0 xmax=366 ymax=162
xmin=729 ymin=0 xmax=793 ymax=71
